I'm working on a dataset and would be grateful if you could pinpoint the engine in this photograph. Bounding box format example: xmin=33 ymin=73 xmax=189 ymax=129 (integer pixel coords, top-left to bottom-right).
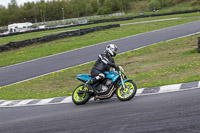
xmin=100 ymin=79 xmax=112 ymax=93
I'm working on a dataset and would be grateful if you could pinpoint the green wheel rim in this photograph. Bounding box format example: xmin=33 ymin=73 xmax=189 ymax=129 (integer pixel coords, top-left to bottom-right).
xmin=73 ymin=86 xmax=88 ymax=102
xmin=118 ymin=82 xmax=135 ymax=99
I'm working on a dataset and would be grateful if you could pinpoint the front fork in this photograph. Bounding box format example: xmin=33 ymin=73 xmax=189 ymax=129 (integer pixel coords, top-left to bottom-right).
xmin=119 ymin=72 xmax=126 ymax=90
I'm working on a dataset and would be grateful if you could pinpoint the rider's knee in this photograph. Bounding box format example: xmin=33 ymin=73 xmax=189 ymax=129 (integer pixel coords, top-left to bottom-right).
xmin=95 ymin=73 xmax=105 ymax=81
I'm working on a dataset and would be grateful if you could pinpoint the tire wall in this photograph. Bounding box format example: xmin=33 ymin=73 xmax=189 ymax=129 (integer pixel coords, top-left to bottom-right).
xmin=0 ymin=24 xmax=120 ymax=52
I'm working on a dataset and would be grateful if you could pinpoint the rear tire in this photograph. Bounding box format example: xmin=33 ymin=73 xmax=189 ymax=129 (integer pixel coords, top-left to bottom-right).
xmin=116 ymin=80 xmax=137 ymax=101
xmin=72 ymin=84 xmax=91 ymax=105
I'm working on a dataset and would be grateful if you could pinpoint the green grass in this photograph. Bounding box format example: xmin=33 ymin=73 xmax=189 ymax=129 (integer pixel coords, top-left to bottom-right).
xmin=127 ymin=0 xmax=200 ymax=15
xmin=0 ymin=16 xmax=200 ymax=67
xmin=0 ymin=33 xmax=200 ymax=100
xmin=0 ymin=12 xmax=199 ymax=46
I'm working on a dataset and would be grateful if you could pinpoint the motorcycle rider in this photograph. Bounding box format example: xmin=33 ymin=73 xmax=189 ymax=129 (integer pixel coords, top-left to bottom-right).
xmin=85 ymin=44 xmax=119 ymax=93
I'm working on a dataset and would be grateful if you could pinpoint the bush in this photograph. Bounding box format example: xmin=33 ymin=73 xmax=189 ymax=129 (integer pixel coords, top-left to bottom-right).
xmin=148 ymin=0 xmax=161 ymax=11
xmin=190 ymin=0 xmax=200 ymax=6
xmin=97 ymin=8 xmax=113 ymax=15
xmin=97 ymin=8 xmax=104 ymax=15
xmin=159 ymin=0 xmax=173 ymax=7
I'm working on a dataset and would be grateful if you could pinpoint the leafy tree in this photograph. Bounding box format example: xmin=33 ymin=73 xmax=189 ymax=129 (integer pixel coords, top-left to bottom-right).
xmin=22 ymin=2 xmax=36 ymax=22
xmin=39 ymin=0 xmax=47 ymax=22
xmin=118 ymin=0 xmax=131 ymax=12
xmin=8 ymin=0 xmax=19 ymax=23
xmin=70 ymin=0 xmax=87 ymax=17
xmin=0 ymin=5 xmax=9 ymax=26
xmin=99 ymin=0 xmax=105 ymax=7
xmin=90 ymin=0 xmax=99 ymax=13
xmin=102 ymin=0 xmax=114 ymax=14
xmin=86 ymin=3 xmax=93 ymax=15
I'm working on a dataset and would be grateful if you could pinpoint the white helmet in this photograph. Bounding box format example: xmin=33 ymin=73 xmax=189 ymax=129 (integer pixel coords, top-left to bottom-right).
xmin=106 ymin=44 xmax=118 ymax=57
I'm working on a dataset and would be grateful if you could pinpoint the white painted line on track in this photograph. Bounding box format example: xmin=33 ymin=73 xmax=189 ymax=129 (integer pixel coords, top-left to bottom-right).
xmin=166 ymin=31 xmax=200 ymax=42
xmin=121 ymin=18 xmax=180 ymax=26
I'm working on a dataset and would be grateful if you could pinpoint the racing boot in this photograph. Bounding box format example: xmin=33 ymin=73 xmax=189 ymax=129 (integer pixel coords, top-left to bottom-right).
xmin=85 ymin=78 xmax=98 ymax=93
xmin=84 ymin=79 xmax=94 ymax=92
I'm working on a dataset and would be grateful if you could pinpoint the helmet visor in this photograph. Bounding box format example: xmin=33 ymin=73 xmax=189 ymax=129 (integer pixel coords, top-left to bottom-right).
xmin=113 ymin=47 xmax=117 ymax=54
xmin=113 ymin=48 xmax=117 ymax=57
xmin=114 ymin=47 xmax=118 ymax=52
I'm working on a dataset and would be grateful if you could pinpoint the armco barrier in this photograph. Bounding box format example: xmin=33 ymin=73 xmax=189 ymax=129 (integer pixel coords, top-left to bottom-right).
xmin=0 ymin=24 xmax=120 ymax=52
xmin=0 ymin=9 xmax=199 ymax=38
xmin=198 ymin=37 xmax=200 ymax=53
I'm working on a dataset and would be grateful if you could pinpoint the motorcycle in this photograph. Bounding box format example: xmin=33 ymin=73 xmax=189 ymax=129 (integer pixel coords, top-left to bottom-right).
xmin=72 ymin=66 xmax=137 ymax=105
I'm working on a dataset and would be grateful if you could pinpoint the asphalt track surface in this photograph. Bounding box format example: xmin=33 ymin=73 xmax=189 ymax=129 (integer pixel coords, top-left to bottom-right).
xmin=0 ymin=88 xmax=200 ymax=133
xmin=0 ymin=20 xmax=200 ymax=87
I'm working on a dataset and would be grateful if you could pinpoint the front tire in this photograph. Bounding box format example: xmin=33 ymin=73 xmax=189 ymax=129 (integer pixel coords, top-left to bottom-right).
xmin=116 ymin=80 xmax=137 ymax=101
xmin=72 ymin=84 xmax=91 ymax=105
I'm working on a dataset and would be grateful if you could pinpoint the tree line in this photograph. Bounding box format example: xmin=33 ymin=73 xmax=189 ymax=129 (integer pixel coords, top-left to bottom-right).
xmin=0 ymin=0 xmax=199 ymax=27
xmin=0 ymin=0 xmax=131 ymax=26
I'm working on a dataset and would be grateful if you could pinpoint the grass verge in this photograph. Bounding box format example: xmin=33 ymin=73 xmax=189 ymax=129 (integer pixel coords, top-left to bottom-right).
xmin=0 ymin=33 xmax=200 ymax=100
xmin=0 ymin=17 xmax=200 ymax=67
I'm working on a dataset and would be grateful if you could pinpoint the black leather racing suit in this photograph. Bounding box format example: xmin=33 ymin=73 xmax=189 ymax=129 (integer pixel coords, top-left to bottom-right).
xmin=91 ymin=51 xmax=116 ymax=79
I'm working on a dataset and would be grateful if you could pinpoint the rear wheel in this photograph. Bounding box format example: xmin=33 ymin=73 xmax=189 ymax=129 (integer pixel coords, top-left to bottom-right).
xmin=72 ymin=84 xmax=91 ymax=105
xmin=116 ymin=80 xmax=137 ymax=101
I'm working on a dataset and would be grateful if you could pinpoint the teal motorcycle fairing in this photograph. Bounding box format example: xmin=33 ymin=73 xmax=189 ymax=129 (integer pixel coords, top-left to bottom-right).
xmin=77 ymin=74 xmax=91 ymax=82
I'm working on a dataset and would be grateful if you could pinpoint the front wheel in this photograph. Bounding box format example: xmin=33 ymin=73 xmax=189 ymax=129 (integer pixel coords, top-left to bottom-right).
xmin=116 ymin=80 xmax=137 ymax=101
xmin=72 ymin=84 xmax=91 ymax=105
